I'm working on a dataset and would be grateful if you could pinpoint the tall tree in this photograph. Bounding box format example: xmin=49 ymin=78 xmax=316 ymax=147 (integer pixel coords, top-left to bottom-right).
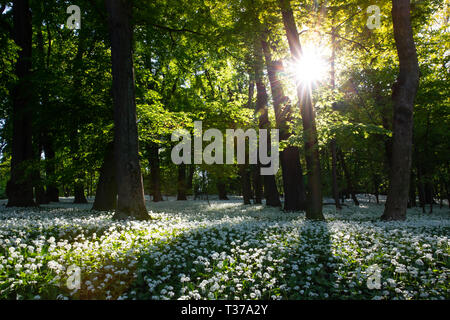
xmin=92 ymin=142 xmax=117 ymax=211
xmin=278 ymin=0 xmax=323 ymax=219
xmin=261 ymin=32 xmax=307 ymax=212
xmin=7 ymin=0 xmax=35 ymax=207
xmin=329 ymin=26 xmax=341 ymax=210
xmin=254 ymin=41 xmax=281 ymax=208
xmin=382 ymin=0 xmax=420 ymax=221
xmin=148 ymin=142 xmax=163 ymax=202
xmin=105 ymin=0 xmax=149 ymax=220
xmin=177 ymin=163 xmax=187 ymax=200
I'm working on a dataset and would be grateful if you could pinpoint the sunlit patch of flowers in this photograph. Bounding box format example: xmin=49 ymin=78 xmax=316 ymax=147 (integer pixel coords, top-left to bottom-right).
xmin=0 ymin=197 xmax=448 ymax=300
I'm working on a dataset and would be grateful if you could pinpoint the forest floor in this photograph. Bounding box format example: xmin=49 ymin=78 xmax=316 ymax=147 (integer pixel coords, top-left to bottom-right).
xmin=0 ymin=196 xmax=448 ymax=300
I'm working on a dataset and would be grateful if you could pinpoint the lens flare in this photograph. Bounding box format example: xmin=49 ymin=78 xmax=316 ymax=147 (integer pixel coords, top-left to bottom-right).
xmin=286 ymin=45 xmax=328 ymax=86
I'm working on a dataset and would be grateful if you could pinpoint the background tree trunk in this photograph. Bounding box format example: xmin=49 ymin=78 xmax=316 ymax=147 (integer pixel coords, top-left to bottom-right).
xmin=254 ymin=42 xmax=281 ymax=208
xmin=261 ymin=36 xmax=306 ymax=211
xmin=240 ymin=164 xmax=252 ymax=205
xmin=177 ymin=163 xmax=187 ymax=200
xmin=34 ymin=146 xmax=48 ymax=205
xmin=330 ymin=29 xmax=341 ymax=210
xmin=42 ymin=133 xmax=59 ymax=202
xmin=382 ymin=0 xmax=420 ymax=221
xmin=331 ymin=140 xmax=341 ymax=209
xmin=338 ymin=150 xmax=359 ymax=206
xmin=373 ymin=174 xmax=380 ymax=204
xmin=92 ymin=142 xmax=117 ymax=211
xmin=149 ymin=142 xmax=162 ymax=202
xmin=217 ymin=181 xmax=229 ymax=200
xmin=106 ymin=0 xmax=149 ymax=220
xmin=7 ymin=0 xmax=35 ymax=207
xmin=74 ymin=182 xmax=88 ymax=204
xmin=187 ymin=165 xmax=194 ymax=192
xmin=408 ymin=171 xmax=417 ymax=207
xmin=279 ymin=0 xmax=323 ymax=219
xmin=252 ymin=165 xmax=262 ymax=204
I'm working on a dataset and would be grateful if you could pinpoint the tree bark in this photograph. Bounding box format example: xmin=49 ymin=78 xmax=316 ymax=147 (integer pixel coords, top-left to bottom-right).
xmin=106 ymin=0 xmax=149 ymax=220
xmin=34 ymin=143 xmax=48 ymax=205
xmin=261 ymin=35 xmax=306 ymax=211
xmin=42 ymin=133 xmax=59 ymax=202
xmin=445 ymin=180 xmax=450 ymax=209
xmin=279 ymin=0 xmax=323 ymax=219
xmin=92 ymin=142 xmax=117 ymax=211
xmin=331 ymin=140 xmax=341 ymax=209
xmin=252 ymin=165 xmax=263 ymax=204
xmin=74 ymin=182 xmax=88 ymax=204
xmin=7 ymin=0 xmax=35 ymax=207
xmin=417 ymin=166 xmax=426 ymax=213
xmin=187 ymin=165 xmax=194 ymax=191
xmin=373 ymin=174 xmax=380 ymax=204
xmin=254 ymin=41 xmax=281 ymax=208
xmin=330 ymin=29 xmax=341 ymax=210
xmin=149 ymin=142 xmax=162 ymax=202
xmin=217 ymin=181 xmax=229 ymax=200
xmin=33 ymin=16 xmax=49 ymax=206
xmin=408 ymin=171 xmax=417 ymax=207
xmin=382 ymin=0 xmax=420 ymax=221
xmin=177 ymin=163 xmax=187 ymax=200
xmin=240 ymin=164 xmax=252 ymax=205
xmin=338 ymin=150 xmax=359 ymax=206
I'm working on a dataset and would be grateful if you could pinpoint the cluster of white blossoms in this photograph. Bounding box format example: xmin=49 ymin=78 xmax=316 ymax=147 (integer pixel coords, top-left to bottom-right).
xmin=0 ymin=197 xmax=448 ymax=300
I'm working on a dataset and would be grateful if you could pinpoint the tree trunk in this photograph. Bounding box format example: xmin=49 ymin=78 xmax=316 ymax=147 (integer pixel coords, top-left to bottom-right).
xmin=261 ymin=35 xmax=306 ymax=211
xmin=106 ymin=0 xmax=149 ymax=220
xmin=373 ymin=175 xmax=380 ymax=204
xmin=280 ymin=147 xmax=307 ymax=211
xmin=149 ymin=142 xmax=162 ymax=202
xmin=382 ymin=0 xmax=420 ymax=221
xmin=425 ymin=181 xmax=434 ymax=204
xmin=417 ymin=170 xmax=426 ymax=213
xmin=42 ymin=133 xmax=59 ymax=202
xmin=252 ymin=165 xmax=263 ymax=204
xmin=445 ymin=181 xmax=450 ymax=209
xmin=240 ymin=164 xmax=252 ymax=205
xmin=34 ymin=159 xmax=48 ymax=205
xmin=187 ymin=165 xmax=194 ymax=191
xmin=338 ymin=150 xmax=359 ymax=206
xmin=330 ymin=29 xmax=341 ymax=210
xmin=92 ymin=142 xmax=117 ymax=211
xmin=177 ymin=163 xmax=187 ymax=200
xmin=408 ymin=171 xmax=417 ymax=207
xmin=35 ymin=184 xmax=47 ymax=205
xmin=217 ymin=181 xmax=229 ymax=200
xmin=7 ymin=0 xmax=35 ymax=207
xmin=74 ymin=182 xmax=88 ymax=204
xmin=278 ymin=0 xmax=323 ymax=219
xmin=254 ymin=41 xmax=281 ymax=208
xmin=331 ymin=140 xmax=341 ymax=209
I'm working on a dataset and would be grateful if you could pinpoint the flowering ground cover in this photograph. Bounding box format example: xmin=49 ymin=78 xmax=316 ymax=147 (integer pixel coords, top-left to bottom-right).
xmin=0 ymin=197 xmax=448 ymax=300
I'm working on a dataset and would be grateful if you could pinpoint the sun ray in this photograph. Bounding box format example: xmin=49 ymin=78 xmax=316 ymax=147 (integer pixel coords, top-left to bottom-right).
xmin=285 ymin=45 xmax=328 ymax=87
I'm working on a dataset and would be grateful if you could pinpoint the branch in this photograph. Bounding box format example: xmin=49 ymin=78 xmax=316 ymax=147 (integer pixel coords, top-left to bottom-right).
xmin=335 ymin=9 xmax=362 ymax=30
xmin=150 ymin=23 xmax=204 ymax=36
xmin=326 ymin=32 xmax=371 ymax=53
